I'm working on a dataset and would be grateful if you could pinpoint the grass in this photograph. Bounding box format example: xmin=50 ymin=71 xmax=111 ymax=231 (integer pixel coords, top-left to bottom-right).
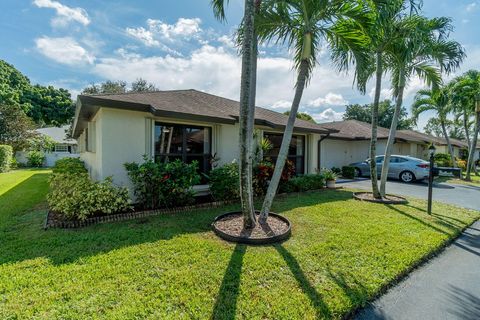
xmin=436 ymin=174 xmax=480 ymax=187
xmin=0 ymin=169 xmax=479 ymax=319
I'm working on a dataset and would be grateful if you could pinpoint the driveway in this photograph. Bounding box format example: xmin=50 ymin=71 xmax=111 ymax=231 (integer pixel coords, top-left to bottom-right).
xmin=339 ymin=179 xmax=480 ymax=210
xmin=341 ymin=179 xmax=480 ymax=320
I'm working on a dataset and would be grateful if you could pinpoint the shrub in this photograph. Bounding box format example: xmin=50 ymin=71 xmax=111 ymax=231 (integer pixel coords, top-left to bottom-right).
xmin=0 ymin=145 xmax=13 ymax=172
xmin=253 ymin=160 xmax=295 ymax=196
xmin=280 ymin=174 xmax=325 ymax=193
xmin=331 ymin=167 xmax=342 ymax=175
xmin=341 ymin=166 xmax=355 ymax=179
xmin=125 ymin=157 xmax=201 ymax=209
xmin=27 ymin=150 xmax=45 ymax=167
xmin=208 ymin=162 xmax=239 ymax=201
xmin=456 ymin=159 xmax=467 ymax=171
xmin=434 ymin=153 xmax=453 ymax=167
xmin=53 ymin=157 xmax=87 ymax=174
xmin=48 ymin=173 xmax=132 ymax=221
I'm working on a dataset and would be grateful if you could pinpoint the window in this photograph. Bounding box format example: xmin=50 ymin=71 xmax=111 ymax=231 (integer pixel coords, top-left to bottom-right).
xmin=375 ymin=156 xmax=384 ymax=164
xmin=54 ymin=145 xmax=69 ymax=153
xmin=264 ymin=133 xmax=305 ymax=175
xmin=154 ymin=122 xmax=212 ymax=174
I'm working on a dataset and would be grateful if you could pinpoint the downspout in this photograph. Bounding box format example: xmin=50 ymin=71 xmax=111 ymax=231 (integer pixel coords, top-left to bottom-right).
xmin=318 ymin=133 xmax=331 ymax=172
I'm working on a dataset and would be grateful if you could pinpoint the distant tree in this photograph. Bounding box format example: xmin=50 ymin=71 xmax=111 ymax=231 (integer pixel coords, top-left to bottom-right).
xmin=131 ymin=78 xmax=158 ymax=92
xmin=283 ymin=111 xmax=316 ymax=123
xmin=82 ymin=80 xmax=127 ymax=95
xmin=424 ymin=118 xmax=466 ymax=140
xmin=0 ymin=60 xmax=75 ymax=126
xmin=343 ymin=100 xmax=413 ymax=130
xmin=0 ymin=104 xmax=36 ymax=151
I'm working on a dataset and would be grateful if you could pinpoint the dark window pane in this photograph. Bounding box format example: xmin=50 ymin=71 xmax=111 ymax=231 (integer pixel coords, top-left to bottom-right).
xmin=264 ymin=132 xmax=305 ymax=175
xmin=186 ymin=127 xmax=210 ymax=154
xmin=155 ymin=125 xmax=183 ymax=154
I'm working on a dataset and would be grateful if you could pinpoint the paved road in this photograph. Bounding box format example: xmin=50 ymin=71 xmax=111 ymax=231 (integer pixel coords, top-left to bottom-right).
xmin=339 ymin=179 xmax=480 ymax=210
xmin=339 ymin=179 xmax=480 ymax=320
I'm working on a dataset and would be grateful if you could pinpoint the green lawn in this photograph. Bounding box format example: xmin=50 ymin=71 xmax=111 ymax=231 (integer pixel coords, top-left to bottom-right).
xmin=1 ymin=169 xmax=478 ymax=319
xmin=436 ymin=174 xmax=480 ymax=186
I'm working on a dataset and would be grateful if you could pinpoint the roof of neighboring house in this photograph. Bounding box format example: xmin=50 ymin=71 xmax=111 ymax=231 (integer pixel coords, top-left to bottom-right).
xmin=73 ymin=89 xmax=336 ymax=138
xmin=320 ymin=120 xmax=472 ymax=148
xmin=36 ymin=125 xmax=76 ymax=145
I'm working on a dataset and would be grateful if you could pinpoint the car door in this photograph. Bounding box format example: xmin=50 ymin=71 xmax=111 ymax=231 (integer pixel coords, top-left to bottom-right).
xmin=375 ymin=156 xmax=384 ymax=175
xmin=388 ymin=156 xmax=408 ymax=178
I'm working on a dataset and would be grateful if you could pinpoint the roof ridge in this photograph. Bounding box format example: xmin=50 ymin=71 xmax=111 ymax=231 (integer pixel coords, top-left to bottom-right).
xmin=78 ymin=89 xmax=197 ymax=98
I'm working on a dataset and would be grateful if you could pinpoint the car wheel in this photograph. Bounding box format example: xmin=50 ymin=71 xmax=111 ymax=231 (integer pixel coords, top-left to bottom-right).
xmin=354 ymin=168 xmax=362 ymax=177
xmin=400 ymin=171 xmax=415 ymax=183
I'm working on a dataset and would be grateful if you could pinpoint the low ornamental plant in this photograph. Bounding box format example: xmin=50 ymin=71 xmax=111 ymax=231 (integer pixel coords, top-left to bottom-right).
xmin=125 ymin=157 xmax=201 ymax=209
xmin=48 ymin=159 xmax=131 ymax=221
xmin=341 ymin=166 xmax=355 ymax=179
xmin=0 ymin=145 xmax=13 ymax=172
xmin=253 ymin=159 xmax=295 ymax=196
xmin=27 ymin=150 xmax=45 ymax=167
xmin=434 ymin=153 xmax=453 ymax=167
xmin=280 ymin=174 xmax=325 ymax=193
xmin=321 ymin=168 xmax=338 ymax=181
xmin=53 ymin=157 xmax=88 ymax=174
xmin=208 ymin=162 xmax=239 ymax=201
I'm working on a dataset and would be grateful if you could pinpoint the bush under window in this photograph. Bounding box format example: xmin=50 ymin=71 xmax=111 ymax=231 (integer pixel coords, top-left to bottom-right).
xmin=0 ymin=145 xmax=13 ymax=172
xmin=280 ymin=174 xmax=325 ymax=193
xmin=208 ymin=162 xmax=239 ymax=201
xmin=27 ymin=150 xmax=45 ymax=167
xmin=341 ymin=166 xmax=355 ymax=179
xmin=125 ymin=157 xmax=201 ymax=209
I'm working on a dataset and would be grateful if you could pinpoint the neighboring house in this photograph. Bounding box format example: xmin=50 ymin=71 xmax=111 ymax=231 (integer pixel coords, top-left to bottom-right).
xmin=16 ymin=125 xmax=79 ymax=167
xmin=72 ymin=90 xmax=337 ymax=193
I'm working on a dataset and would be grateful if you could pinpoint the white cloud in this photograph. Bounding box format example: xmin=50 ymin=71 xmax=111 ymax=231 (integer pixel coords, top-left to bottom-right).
xmin=270 ymin=100 xmax=292 ymax=111
xmin=308 ymin=93 xmax=348 ymax=107
xmin=217 ymin=35 xmax=236 ymax=49
xmin=466 ymin=2 xmax=478 ymax=12
xmin=33 ymin=0 xmax=90 ymax=27
xmin=35 ymin=37 xmax=95 ymax=65
xmin=126 ymin=18 xmax=202 ymax=49
xmin=368 ymin=87 xmax=393 ymax=100
xmin=312 ymin=108 xmax=344 ymax=123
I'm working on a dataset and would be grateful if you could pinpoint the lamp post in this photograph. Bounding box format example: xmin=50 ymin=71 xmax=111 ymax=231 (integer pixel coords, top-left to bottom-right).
xmin=427 ymin=144 xmax=436 ymax=215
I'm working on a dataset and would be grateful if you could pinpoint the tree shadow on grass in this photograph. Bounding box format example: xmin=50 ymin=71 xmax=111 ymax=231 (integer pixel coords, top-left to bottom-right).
xmin=275 ymin=245 xmax=331 ymax=318
xmin=211 ymin=244 xmax=247 ymax=320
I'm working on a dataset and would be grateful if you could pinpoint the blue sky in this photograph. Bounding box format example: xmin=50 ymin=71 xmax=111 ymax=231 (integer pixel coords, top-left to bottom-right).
xmin=1 ymin=0 xmax=479 ymax=129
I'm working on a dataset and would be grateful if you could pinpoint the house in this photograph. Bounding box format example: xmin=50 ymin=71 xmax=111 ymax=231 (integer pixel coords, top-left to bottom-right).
xmin=16 ymin=125 xmax=79 ymax=167
xmin=72 ymin=90 xmax=338 ymax=192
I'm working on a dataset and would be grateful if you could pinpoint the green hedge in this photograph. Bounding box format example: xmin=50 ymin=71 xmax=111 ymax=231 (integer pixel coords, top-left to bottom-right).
xmin=0 ymin=145 xmax=13 ymax=172
xmin=342 ymin=166 xmax=355 ymax=179
xmin=27 ymin=150 xmax=45 ymax=167
xmin=53 ymin=158 xmax=87 ymax=174
xmin=280 ymin=174 xmax=325 ymax=193
xmin=208 ymin=163 xmax=239 ymax=201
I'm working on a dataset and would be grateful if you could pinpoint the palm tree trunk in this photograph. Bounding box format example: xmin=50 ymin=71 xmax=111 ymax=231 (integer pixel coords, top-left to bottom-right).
xmin=440 ymin=119 xmax=456 ymax=168
xmin=380 ymin=69 xmax=405 ymax=197
xmin=370 ymin=51 xmax=383 ymax=199
xmin=238 ymin=0 xmax=256 ymax=228
xmin=466 ymin=111 xmax=480 ymax=181
xmin=246 ymin=30 xmax=258 ymax=215
xmin=259 ymin=59 xmax=309 ymax=221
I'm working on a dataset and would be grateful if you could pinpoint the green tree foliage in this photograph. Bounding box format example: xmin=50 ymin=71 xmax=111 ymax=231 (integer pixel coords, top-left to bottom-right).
xmin=82 ymin=78 xmax=158 ymax=95
xmin=0 ymin=60 xmax=75 ymax=126
xmin=343 ymin=100 xmax=413 ymax=129
xmin=283 ymin=111 xmax=316 ymax=123
xmin=131 ymin=78 xmax=158 ymax=92
xmin=424 ymin=118 xmax=466 ymax=140
xmin=0 ymin=104 xmax=36 ymax=151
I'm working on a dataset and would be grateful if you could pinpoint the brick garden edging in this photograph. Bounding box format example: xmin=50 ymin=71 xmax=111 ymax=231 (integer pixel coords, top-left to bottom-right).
xmin=44 ymin=200 xmax=237 ymax=230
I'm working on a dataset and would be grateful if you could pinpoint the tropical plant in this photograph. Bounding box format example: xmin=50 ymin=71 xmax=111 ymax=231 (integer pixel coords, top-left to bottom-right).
xmin=321 ymin=168 xmax=338 ymax=181
xmin=125 ymin=158 xmax=200 ymax=209
xmin=211 ymin=0 xmax=259 ymax=228
xmin=379 ymin=16 xmax=465 ymax=196
xmin=256 ymin=0 xmax=370 ymax=221
xmin=450 ymin=70 xmax=480 ymax=180
xmin=412 ymin=86 xmax=456 ymax=167
xmin=26 ymin=150 xmax=45 ymax=167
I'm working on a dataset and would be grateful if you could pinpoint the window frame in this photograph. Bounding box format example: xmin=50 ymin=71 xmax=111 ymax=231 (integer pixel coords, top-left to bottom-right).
xmin=263 ymin=132 xmax=306 ymax=175
xmin=154 ymin=122 xmax=213 ymax=174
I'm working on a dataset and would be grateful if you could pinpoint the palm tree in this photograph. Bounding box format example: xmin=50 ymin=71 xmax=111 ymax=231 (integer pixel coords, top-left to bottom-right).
xmin=361 ymin=0 xmax=422 ymax=199
xmin=211 ymin=0 xmax=257 ymax=228
xmin=379 ymin=16 xmax=465 ymax=196
xmin=453 ymin=70 xmax=480 ymax=180
xmin=256 ymin=0 xmax=370 ymax=221
xmin=412 ymin=86 xmax=456 ymax=167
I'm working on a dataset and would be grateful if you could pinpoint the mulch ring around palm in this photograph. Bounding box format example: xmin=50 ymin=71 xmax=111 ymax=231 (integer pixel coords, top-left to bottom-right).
xmin=353 ymin=192 xmax=408 ymax=205
xmin=212 ymin=211 xmax=291 ymax=245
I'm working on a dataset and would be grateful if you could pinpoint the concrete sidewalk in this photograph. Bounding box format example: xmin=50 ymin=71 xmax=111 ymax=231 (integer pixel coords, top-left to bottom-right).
xmin=355 ymin=220 xmax=480 ymax=320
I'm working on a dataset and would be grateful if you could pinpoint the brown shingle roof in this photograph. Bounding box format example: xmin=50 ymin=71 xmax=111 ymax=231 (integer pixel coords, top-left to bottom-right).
xmin=73 ymin=89 xmax=334 ymax=138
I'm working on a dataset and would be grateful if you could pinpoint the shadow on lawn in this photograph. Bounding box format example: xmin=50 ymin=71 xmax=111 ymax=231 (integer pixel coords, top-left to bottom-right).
xmin=0 ymin=176 xmax=353 ymax=266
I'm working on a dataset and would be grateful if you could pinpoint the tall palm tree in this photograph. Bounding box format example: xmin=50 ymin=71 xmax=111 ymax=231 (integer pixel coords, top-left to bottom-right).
xmin=379 ymin=16 xmax=465 ymax=196
xmin=256 ymin=0 xmax=370 ymax=221
xmin=361 ymin=0 xmax=422 ymax=199
xmin=211 ymin=0 xmax=257 ymax=228
xmin=453 ymin=70 xmax=480 ymax=180
xmin=412 ymin=86 xmax=456 ymax=167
